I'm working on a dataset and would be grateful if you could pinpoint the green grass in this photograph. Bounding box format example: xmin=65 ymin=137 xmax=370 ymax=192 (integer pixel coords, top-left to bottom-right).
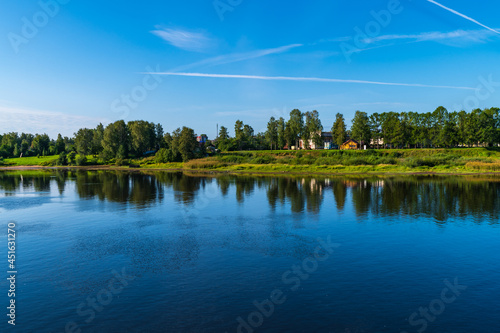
xmin=2 ymin=148 xmax=500 ymax=175
xmin=3 ymin=155 xmax=59 ymax=166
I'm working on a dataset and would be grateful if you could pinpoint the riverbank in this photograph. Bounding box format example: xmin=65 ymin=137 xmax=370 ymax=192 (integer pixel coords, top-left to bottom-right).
xmin=1 ymin=148 xmax=500 ymax=176
xmin=2 ymin=163 xmax=500 ymax=177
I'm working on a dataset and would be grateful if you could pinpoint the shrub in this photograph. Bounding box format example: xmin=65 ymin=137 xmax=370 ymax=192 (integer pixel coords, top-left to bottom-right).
xmin=375 ymin=157 xmax=397 ymax=165
xmin=115 ymin=158 xmax=129 ymax=166
xmin=314 ymin=157 xmax=340 ymax=166
xmin=42 ymin=159 xmax=58 ymax=166
xmin=276 ymin=157 xmax=294 ymax=164
xmin=76 ymin=156 xmax=87 ymax=166
xmin=67 ymin=151 xmax=76 ymax=165
xmin=466 ymin=162 xmax=500 ymax=171
xmin=321 ymin=150 xmax=342 ymax=158
xmin=341 ymin=157 xmax=373 ymax=166
xmin=401 ymin=157 xmax=453 ymax=168
xmin=220 ymin=155 xmax=247 ymax=163
xmin=56 ymin=152 xmax=67 ymax=166
xmin=184 ymin=159 xmax=227 ymax=169
xmin=296 ymin=156 xmax=316 ymax=165
xmin=155 ymin=148 xmax=180 ymax=163
xmin=250 ymin=155 xmax=276 ymax=164
xmin=88 ymin=157 xmax=99 ymax=165
xmin=389 ymin=151 xmax=402 ymax=158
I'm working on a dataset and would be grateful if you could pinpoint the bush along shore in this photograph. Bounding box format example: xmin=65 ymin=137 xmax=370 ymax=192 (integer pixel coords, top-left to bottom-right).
xmin=2 ymin=148 xmax=500 ymax=175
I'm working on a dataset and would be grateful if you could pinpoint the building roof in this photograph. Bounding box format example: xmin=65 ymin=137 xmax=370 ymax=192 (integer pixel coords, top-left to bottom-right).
xmin=342 ymin=139 xmax=359 ymax=145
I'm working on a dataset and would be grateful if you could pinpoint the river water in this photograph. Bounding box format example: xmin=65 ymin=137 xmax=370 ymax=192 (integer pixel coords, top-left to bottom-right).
xmin=0 ymin=170 xmax=499 ymax=332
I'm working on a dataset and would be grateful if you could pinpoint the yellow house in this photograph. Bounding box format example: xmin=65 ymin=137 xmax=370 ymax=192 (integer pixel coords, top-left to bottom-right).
xmin=340 ymin=139 xmax=360 ymax=150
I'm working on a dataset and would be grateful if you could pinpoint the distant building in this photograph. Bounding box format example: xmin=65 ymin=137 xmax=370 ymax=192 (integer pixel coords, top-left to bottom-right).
xmin=196 ymin=134 xmax=208 ymax=144
xmin=340 ymin=139 xmax=360 ymax=150
xmin=299 ymin=132 xmax=334 ymax=150
xmin=370 ymin=138 xmax=384 ymax=147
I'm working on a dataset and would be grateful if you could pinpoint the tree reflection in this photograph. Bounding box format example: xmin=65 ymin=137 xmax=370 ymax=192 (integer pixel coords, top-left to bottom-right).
xmin=0 ymin=171 xmax=499 ymax=223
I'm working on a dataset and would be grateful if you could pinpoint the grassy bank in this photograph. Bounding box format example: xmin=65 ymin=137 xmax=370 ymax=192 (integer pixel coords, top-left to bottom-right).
xmin=2 ymin=148 xmax=500 ymax=175
xmin=178 ymin=148 xmax=500 ymax=174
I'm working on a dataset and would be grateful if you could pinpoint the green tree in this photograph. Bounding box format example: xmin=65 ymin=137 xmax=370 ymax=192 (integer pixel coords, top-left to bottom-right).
xmin=92 ymin=124 xmax=104 ymax=156
xmin=155 ymin=123 xmax=164 ymax=149
xmin=351 ymin=111 xmax=371 ymax=146
xmin=431 ymin=106 xmax=448 ymax=147
xmin=55 ymin=134 xmax=66 ymax=154
xmin=174 ymin=127 xmax=198 ymax=161
xmin=234 ymin=120 xmax=244 ymax=141
xmin=369 ymin=113 xmax=382 ymax=149
xmin=57 ymin=151 xmax=68 ymax=166
xmin=128 ymin=120 xmax=155 ymax=156
xmin=304 ymin=110 xmax=323 ymax=149
xmin=74 ymin=128 xmax=94 ymax=156
xmin=478 ymin=108 xmax=499 ymax=147
xmin=287 ymin=109 xmax=303 ymax=149
xmin=331 ymin=113 xmax=347 ymax=147
xmin=67 ymin=151 xmax=76 ymax=165
xmin=265 ymin=117 xmax=278 ymax=150
xmin=456 ymin=110 xmax=468 ymax=147
xmin=101 ymin=120 xmax=129 ymax=160
xmin=277 ymin=117 xmax=286 ymax=149
xmin=155 ymin=148 xmax=179 ymax=163
xmin=393 ymin=113 xmax=410 ymax=148
xmin=21 ymin=139 xmax=30 ymax=155
xmin=380 ymin=112 xmax=401 ymax=148
xmin=242 ymin=124 xmax=255 ymax=149
xmin=163 ymin=132 xmax=173 ymax=149
xmin=219 ymin=126 xmax=229 ymax=140
xmin=31 ymin=134 xmax=50 ymax=156
xmin=442 ymin=111 xmax=458 ymax=147
xmin=466 ymin=109 xmax=480 ymax=147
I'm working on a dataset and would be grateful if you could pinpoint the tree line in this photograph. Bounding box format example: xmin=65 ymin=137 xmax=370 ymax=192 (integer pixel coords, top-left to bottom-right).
xmin=253 ymin=106 xmax=500 ymax=150
xmin=1 ymin=106 xmax=499 ymax=164
xmin=0 ymin=120 xmax=204 ymax=164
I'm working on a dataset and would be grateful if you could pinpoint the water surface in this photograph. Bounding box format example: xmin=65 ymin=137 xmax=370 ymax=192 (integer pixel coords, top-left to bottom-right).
xmin=0 ymin=171 xmax=499 ymax=332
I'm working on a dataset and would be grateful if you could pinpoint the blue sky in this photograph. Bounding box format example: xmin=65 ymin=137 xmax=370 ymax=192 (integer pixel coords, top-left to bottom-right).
xmin=1 ymin=0 xmax=499 ymax=138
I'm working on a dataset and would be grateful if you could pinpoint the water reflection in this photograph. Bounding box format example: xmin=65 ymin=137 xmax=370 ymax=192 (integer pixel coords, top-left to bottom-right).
xmin=1 ymin=171 xmax=499 ymax=223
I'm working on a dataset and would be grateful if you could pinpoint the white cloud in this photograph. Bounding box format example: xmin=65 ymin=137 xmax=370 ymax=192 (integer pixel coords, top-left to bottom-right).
xmin=151 ymin=27 xmax=215 ymax=53
xmin=363 ymin=29 xmax=498 ymax=45
xmin=152 ymin=72 xmax=475 ymax=90
xmin=148 ymin=43 xmax=304 ymax=74
xmin=182 ymin=44 xmax=302 ymax=68
xmin=0 ymin=106 xmax=110 ymax=138
xmin=426 ymin=0 xmax=500 ymax=35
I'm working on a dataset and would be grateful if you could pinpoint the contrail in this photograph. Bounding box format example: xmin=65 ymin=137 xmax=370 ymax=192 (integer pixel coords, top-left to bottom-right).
xmin=427 ymin=0 xmax=500 ymax=35
xmin=151 ymin=72 xmax=475 ymax=90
